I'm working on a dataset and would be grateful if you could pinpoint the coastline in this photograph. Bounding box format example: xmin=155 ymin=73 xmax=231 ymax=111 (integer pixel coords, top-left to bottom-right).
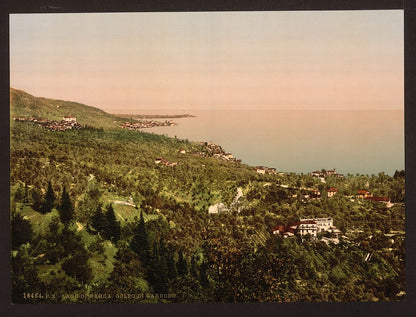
xmin=114 ymin=113 xmax=196 ymax=119
xmin=139 ymin=109 xmax=404 ymax=176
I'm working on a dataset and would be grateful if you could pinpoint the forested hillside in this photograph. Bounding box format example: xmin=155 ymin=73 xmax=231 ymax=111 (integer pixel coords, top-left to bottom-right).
xmin=10 ymin=89 xmax=405 ymax=303
xmin=10 ymin=88 xmax=126 ymax=128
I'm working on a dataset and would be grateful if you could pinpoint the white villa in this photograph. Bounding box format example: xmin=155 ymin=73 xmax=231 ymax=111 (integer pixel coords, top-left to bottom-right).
xmin=300 ymin=217 xmax=333 ymax=232
xmin=63 ymin=115 xmax=77 ymax=122
xmin=298 ymin=221 xmax=318 ymax=237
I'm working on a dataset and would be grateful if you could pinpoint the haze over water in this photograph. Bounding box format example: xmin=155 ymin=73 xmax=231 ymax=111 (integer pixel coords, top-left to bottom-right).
xmin=142 ymin=109 xmax=404 ymax=176
xmin=10 ymin=12 xmax=404 ymax=176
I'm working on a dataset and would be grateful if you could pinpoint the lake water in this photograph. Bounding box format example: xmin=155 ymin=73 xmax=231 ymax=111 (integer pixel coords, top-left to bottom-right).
xmin=142 ymin=109 xmax=404 ymax=176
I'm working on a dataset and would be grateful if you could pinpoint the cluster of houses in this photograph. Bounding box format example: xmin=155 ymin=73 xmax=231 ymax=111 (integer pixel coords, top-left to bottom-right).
xmin=272 ymin=217 xmax=342 ymax=242
xmin=311 ymin=169 xmax=344 ymax=182
xmin=200 ymin=141 xmax=241 ymax=163
xmin=190 ymin=151 xmax=207 ymax=157
xmin=300 ymin=188 xmax=391 ymax=204
xmin=255 ymin=166 xmax=278 ymax=175
xmin=46 ymin=116 xmax=82 ymax=131
xmin=300 ymin=187 xmax=338 ymax=200
xmin=121 ymin=119 xmax=175 ymax=130
xmin=133 ymin=114 xmax=194 ymax=120
xmin=14 ymin=116 xmax=49 ymax=123
xmin=153 ymin=141 xmax=244 ymax=169
xmin=13 ymin=115 xmax=82 ymax=131
xmin=154 ymin=157 xmax=179 ymax=167
xmin=200 ymin=141 xmax=223 ymax=154
xmin=153 ymin=143 xmax=240 ymax=169
xmin=357 ymin=190 xmax=391 ymax=205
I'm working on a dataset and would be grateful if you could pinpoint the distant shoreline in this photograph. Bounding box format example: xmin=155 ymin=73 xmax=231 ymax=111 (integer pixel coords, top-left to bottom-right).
xmin=114 ymin=113 xmax=196 ymax=119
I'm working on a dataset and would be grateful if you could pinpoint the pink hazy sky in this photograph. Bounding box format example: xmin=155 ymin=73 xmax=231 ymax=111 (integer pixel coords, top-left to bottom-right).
xmin=10 ymin=11 xmax=403 ymax=112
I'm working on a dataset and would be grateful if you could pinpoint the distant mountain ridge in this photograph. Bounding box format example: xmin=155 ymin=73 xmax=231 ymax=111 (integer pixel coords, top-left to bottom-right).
xmin=10 ymin=88 xmax=126 ymax=128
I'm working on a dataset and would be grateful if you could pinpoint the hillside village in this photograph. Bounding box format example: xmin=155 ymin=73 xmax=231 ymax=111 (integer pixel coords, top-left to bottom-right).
xmin=13 ymin=115 xmax=82 ymax=131
xmin=255 ymin=166 xmax=278 ymax=175
xmin=311 ymin=169 xmax=344 ymax=182
xmin=153 ymin=141 xmax=243 ymax=169
xmin=121 ymin=119 xmax=176 ymax=130
xmin=272 ymin=217 xmax=342 ymax=244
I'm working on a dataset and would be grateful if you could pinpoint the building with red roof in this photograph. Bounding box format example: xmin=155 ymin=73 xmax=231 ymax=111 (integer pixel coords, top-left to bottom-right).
xmin=357 ymin=190 xmax=372 ymax=199
xmin=273 ymin=217 xmax=340 ymax=239
xmin=365 ymin=196 xmax=390 ymax=203
xmin=327 ymin=187 xmax=338 ymax=198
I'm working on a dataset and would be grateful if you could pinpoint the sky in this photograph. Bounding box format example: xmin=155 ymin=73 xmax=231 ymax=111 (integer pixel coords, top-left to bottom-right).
xmin=10 ymin=11 xmax=404 ymax=113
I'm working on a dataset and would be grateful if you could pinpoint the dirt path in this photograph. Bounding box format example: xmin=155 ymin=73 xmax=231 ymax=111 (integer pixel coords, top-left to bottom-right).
xmin=115 ymin=211 xmax=124 ymax=221
xmin=112 ymin=200 xmax=136 ymax=208
xmin=76 ymin=221 xmax=83 ymax=232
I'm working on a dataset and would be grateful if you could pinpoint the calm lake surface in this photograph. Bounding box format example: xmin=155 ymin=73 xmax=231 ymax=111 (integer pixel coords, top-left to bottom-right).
xmin=142 ymin=110 xmax=404 ymax=176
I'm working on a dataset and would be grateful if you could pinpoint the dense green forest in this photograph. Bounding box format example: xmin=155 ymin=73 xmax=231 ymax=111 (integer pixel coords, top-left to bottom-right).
xmin=10 ymin=89 xmax=405 ymax=303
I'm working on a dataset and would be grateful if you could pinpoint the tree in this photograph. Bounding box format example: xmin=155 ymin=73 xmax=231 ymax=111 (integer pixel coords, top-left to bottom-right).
xmin=130 ymin=211 xmax=151 ymax=265
xmin=190 ymin=255 xmax=198 ymax=278
xmin=89 ymin=204 xmax=120 ymax=242
xmin=166 ymin=248 xmax=177 ymax=280
xmin=90 ymin=204 xmax=107 ymax=234
xmin=105 ymin=204 xmax=120 ymax=242
xmin=177 ymin=250 xmax=188 ymax=277
xmin=199 ymin=260 xmax=209 ymax=288
xmin=23 ymin=183 xmax=29 ymax=204
xmin=61 ymin=248 xmax=92 ymax=283
xmin=394 ymin=170 xmax=405 ymax=179
xmin=58 ymin=186 xmax=74 ymax=224
xmin=11 ymin=212 xmax=34 ymax=250
xmin=158 ymin=237 xmax=176 ymax=282
xmin=13 ymin=183 xmax=25 ymax=203
xmin=31 ymin=187 xmax=43 ymax=212
xmin=60 ymin=225 xmax=84 ymax=257
xmin=11 ymin=244 xmax=43 ymax=303
xmin=103 ymin=247 xmax=149 ymax=302
xmin=77 ymin=178 xmax=103 ymax=222
xmin=44 ymin=216 xmax=65 ymax=264
xmin=41 ymin=181 xmax=55 ymax=214
xmin=147 ymin=241 xmax=169 ymax=294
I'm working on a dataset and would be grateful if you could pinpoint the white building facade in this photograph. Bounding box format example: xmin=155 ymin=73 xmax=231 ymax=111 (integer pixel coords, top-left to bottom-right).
xmin=63 ymin=115 xmax=77 ymax=122
xmin=300 ymin=217 xmax=333 ymax=232
xmin=298 ymin=222 xmax=318 ymax=237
